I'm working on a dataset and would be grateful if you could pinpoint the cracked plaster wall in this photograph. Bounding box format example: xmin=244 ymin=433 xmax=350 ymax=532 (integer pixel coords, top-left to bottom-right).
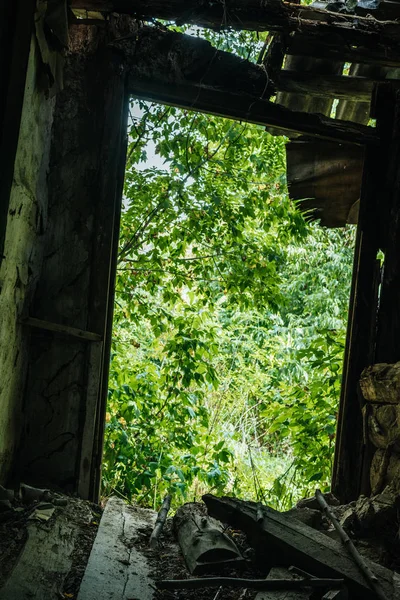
xmin=0 ymin=37 xmax=55 ymax=482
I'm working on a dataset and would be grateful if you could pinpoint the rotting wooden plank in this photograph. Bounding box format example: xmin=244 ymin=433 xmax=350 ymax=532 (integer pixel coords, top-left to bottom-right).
xmin=287 ymin=35 xmax=400 ymax=69
xmin=20 ymin=26 xmax=129 ymax=499
xmin=374 ymin=85 xmax=400 ymax=365
xmin=78 ymin=340 xmax=103 ymax=499
xmin=88 ymin=75 xmax=129 ymax=504
xmin=255 ymin=567 xmax=311 ymax=600
xmin=264 ymin=34 xmax=287 ymax=81
xmin=128 ymin=80 xmax=377 ymax=146
xmin=203 ymin=495 xmax=397 ymax=600
xmin=22 ymin=316 xmax=102 ymax=342
xmin=276 ymin=71 xmax=384 ymax=103
xmin=77 ymin=497 xmax=156 ymax=600
xmin=71 ymin=0 xmax=400 ymax=48
xmin=332 ymin=84 xmax=396 ymax=500
xmin=125 ymin=27 xmax=273 ymax=100
xmin=286 ymin=140 xmax=364 ymax=227
xmin=335 ymin=64 xmax=395 ymax=126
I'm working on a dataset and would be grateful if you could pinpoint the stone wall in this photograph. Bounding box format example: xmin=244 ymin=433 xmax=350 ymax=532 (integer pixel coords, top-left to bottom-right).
xmin=360 ymin=362 xmax=400 ymax=494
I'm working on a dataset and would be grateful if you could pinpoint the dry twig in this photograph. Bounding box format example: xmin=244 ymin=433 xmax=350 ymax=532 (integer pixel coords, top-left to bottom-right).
xmin=149 ymin=494 xmax=172 ymax=549
xmin=315 ymin=489 xmax=389 ymax=600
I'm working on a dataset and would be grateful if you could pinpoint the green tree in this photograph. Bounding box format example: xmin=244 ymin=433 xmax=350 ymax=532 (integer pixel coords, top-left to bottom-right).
xmin=102 ymin=94 xmax=354 ymax=509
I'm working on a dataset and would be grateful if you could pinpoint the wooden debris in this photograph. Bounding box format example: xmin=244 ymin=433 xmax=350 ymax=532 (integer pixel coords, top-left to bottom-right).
xmin=323 ymin=590 xmax=348 ymax=599
xmin=149 ymin=494 xmax=171 ymax=549
xmin=283 ymin=506 xmax=322 ymax=529
xmin=203 ymin=494 xmax=397 ymax=599
xmin=276 ymin=70 xmax=378 ymax=103
xmin=315 ymin=489 xmax=389 ymax=600
xmin=124 ymin=28 xmax=378 ymax=145
xmin=287 ymin=32 xmax=400 ymax=68
xmin=20 ymin=483 xmax=51 ymax=504
xmin=130 ymin=80 xmax=377 ymax=146
xmin=255 ymin=567 xmax=312 ymax=600
xmin=155 ymin=575 xmax=345 ymax=591
xmin=71 ymin=0 xmax=400 ymax=54
xmin=77 ymin=497 xmax=155 ymax=600
xmin=21 ymin=316 xmax=102 ymax=342
xmin=286 ymin=141 xmax=364 ymax=228
xmin=173 ymin=502 xmax=243 ymax=575
xmin=297 ymin=492 xmax=340 ymax=511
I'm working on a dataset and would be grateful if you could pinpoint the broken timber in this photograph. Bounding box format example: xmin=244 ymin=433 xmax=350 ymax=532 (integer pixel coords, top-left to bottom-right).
xmin=130 ymin=81 xmax=376 ymax=145
xmin=255 ymin=567 xmax=312 ymax=600
xmin=72 ymin=0 xmax=400 ymax=51
xmin=315 ymin=489 xmax=389 ymax=600
xmin=78 ymin=497 xmax=155 ymax=600
xmin=156 ymin=576 xmax=345 ymax=591
xmin=276 ymin=71 xmax=396 ymax=103
xmin=203 ymin=495 xmax=398 ymax=600
xmin=121 ymin=29 xmax=377 ymax=145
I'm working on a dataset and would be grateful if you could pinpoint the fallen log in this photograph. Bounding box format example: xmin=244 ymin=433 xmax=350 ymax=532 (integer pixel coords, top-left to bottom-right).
xmin=173 ymin=502 xmax=243 ymax=575
xmin=203 ymin=494 xmax=398 ymax=600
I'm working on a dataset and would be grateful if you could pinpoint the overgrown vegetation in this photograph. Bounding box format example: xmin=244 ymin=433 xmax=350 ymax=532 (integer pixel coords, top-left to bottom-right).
xmin=102 ymin=91 xmax=355 ymax=509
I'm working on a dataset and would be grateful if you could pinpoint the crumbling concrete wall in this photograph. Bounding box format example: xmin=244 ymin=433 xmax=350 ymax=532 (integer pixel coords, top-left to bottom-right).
xmin=0 ymin=37 xmax=55 ymax=482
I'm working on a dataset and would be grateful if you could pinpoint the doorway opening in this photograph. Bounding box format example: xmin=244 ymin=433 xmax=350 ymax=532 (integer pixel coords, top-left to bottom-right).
xmin=101 ymin=93 xmax=356 ymax=511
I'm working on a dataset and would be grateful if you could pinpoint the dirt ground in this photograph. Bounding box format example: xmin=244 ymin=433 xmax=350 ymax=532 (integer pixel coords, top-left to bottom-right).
xmin=0 ymin=493 xmax=101 ymax=597
xmin=0 ymin=506 xmax=29 ymax=588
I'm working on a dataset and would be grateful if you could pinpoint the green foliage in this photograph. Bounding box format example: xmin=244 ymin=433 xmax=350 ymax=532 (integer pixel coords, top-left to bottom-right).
xmin=102 ymin=90 xmax=355 ymax=509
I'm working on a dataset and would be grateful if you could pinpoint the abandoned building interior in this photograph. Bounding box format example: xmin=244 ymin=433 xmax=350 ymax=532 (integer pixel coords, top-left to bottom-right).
xmin=3 ymin=0 xmax=400 ymax=598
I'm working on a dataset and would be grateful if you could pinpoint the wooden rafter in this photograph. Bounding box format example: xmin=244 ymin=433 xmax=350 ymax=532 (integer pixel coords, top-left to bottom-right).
xmin=71 ymin=0 xmax=400 ymax=59
xmin=276 ymin=71 xmax=396 ymax=103
xmin=129 ymin=80 xmax=377 ymax=145
xmin=118 ymin=27 xmax=377 ymax=145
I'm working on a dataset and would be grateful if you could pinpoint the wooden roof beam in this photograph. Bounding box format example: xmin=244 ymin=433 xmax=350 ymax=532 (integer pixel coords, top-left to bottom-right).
xmin=71 ymin=1 xmax=400 ymax=69
xmin=121 ymin=28 xmax=378 ymax=145
xmin=277 ymin=70 xmax=400 ymax=103
xmin=129 ymin=79 xmax=377 ymax=145
xmin=71 ymin=0 xmax=400 ymax=41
